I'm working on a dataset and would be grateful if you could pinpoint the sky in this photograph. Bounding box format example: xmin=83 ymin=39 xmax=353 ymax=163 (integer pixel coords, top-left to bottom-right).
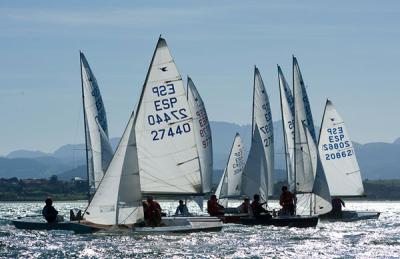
xmin=0 ymin=1 xmax=399 ymax=155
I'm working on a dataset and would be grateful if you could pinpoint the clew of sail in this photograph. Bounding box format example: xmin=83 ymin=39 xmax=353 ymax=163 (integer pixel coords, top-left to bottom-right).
xmin=293 ymin=57 xmax=315 ymax=193
xmin=278 ymin=66 xmax=296 ymax=192
xmin=318 ymin=99 xmax=364 ymax=196
xmin=215 ymin=133 xmax=245 ymax=207
xmin=187 ymin=77 xmax=213 ymax=193
xmin=135 ymin=37 xmax=202 ymax=195
xmin=80 ymin=52 xmax=113 ymax=193
xmin=84 ymin=112 xmax=144 ymax=225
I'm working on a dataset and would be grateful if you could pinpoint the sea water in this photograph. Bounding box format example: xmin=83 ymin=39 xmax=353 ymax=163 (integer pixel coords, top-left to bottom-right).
xmin=0 ymin=200 xmax=398 ymax=258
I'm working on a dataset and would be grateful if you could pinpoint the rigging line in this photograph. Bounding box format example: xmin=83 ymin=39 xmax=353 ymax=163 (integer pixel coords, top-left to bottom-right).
xmin=119 ymin=206 xmax=141 ymax=225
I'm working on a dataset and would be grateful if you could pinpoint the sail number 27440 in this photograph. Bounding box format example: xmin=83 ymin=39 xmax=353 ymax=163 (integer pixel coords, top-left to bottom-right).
xmin=148 ymin=83 xmax=191 ymax=141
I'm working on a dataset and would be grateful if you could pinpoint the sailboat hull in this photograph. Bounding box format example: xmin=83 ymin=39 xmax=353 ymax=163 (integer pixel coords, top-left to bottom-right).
xmin=320 ymin=210 xmax=380 ymax=222
xmin=239 ymin=215 xmax=318 ymax=228
xmin=12 ymin=219 xmax=98 ymax=234
xmin=70 ymin=216 xmax=222 ymax=234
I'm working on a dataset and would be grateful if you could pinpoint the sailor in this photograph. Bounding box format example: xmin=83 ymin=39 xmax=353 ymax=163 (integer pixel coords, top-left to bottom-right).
xmin=237 ymin=197 xmax=250 ymax=214
xmin=69 ymin=209 xmax=83 ymax=221
xmin=207 ymin=195 xmax=225 ymax=216
xmin=175 ymin=200 xmax=190 ymax=216
xmin=145 ymin=196 xmax=162 ymax=227
xmin=250 ymin=194 xmax=269 ymax=218
xmin=331 ymin=197 xmax=345 ymax=217
xmin=279 ymin=186 xmax=295 ymax=216
xmin=42 ymin=198 xmax=59 ymax=223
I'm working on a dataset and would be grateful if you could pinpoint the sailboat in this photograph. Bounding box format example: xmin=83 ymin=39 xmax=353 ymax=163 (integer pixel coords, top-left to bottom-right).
xmin=215 ymin=133 xmax=246 ymax=207
xmin=318 ymin=99 xmax=380 ymax=221
xmin=73 ymin=37 xmax=222 ymax=233
xmin=12 ymin=53 xmax=116 ymax=233
xmin=80 ymin=52 xmax=114 ymax=196
xmin=235 ymin=66 xmax=319 ymax=227
xmin=241 ymin=66 xmax=274 ymax=202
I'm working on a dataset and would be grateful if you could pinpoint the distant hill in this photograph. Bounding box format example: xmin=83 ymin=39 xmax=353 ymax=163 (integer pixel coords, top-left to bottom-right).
xmin=1 ymin=120 xmax=399 ymax=181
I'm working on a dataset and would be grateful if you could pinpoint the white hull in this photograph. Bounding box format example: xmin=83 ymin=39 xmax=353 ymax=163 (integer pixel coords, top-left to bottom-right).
xmin=134 ymin=216 xmax=222 ymax=233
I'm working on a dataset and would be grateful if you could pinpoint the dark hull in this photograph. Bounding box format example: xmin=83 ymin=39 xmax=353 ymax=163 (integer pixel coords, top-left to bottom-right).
xmin=12 ymin=219 xmax=100 ymax=234
xmin=320 ymin=210 xmax=380 ymax=222
xmin=239 ymin=215 xmax=318 ymax=228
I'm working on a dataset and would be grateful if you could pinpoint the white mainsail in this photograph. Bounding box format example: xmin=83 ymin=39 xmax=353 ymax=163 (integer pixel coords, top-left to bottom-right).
xmin=80 ymin=52 xmax=113 ymax=193
xmin=318 ymin=99 xmax=364 ymax=196
xmin=278 ymin=66 xmax=295 ymax=192
xmin=84 ymin=112 xmax=144 ymax=225
xmin=215 ymin=133 xmax=245 ymax=206
xmin=242 ymin=67 xmax=274 ymax=201
xmin=135 ymin=37 xmax=202 ymax=195
xmin=293 ymin=56 xmax=315 ymax=193
xmin=187 ymin=77 xmax=213 ymax=193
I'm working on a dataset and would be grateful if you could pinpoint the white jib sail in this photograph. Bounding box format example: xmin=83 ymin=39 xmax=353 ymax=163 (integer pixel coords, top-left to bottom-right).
xmin=252 ymin=67 xmax=274 ymax=196
xmin=293 ymin=57 xmax=315 ymax=193
xmin=278 ymin=66 xmax=296 ymax=192
xmin=242 ymin=125 xmax=269 ymax=202
xmin=318 ymin=99 xmax=364 ymax=196
xmin=216 ymin=133 xmax=245 ymax=204
xmin=135 ymin=37 xmax=202 ymax=195
xmin=215 ymin=169 xmax=228 ymax=208
xmin=85 ymin=112 xmax=144 ymax=225
xmin=80 ymin=52 xmax=113 ymax=193
xmin=303 ymin=123 xmax=332 ymax=215
xmin=187 ymin=77 xmax=213 ymax=193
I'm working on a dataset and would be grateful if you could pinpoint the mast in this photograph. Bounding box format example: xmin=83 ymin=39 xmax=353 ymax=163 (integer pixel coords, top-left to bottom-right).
xmin=292 ymin=56 xmax=297 ymax=205
xmin=80 ymin=51 xmax=91 ymax=201
xmin=251 ymin=66 xmax=256 ymax=136
xmin=277 ymin=65 xmax=290 ymax=192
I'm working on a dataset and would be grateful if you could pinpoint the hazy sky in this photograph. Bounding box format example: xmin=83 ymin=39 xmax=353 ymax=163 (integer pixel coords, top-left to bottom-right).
xmin=1 ymin=1 xmax=399 ymax=155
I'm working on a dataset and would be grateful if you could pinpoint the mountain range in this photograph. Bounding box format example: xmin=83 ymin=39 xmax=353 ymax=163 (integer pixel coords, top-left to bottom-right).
xmin=1 ymin=121 xmax=399 ymax=184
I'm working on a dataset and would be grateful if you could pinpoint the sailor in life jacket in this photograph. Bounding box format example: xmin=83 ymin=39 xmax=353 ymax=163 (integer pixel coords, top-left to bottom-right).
xmin=207 ymin=195 xmax=225 ymax=216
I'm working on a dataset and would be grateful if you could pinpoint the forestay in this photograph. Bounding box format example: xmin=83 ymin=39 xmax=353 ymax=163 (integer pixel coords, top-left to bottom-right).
xmin=318 ymin=100 xmax=364 ymax=196
xmin=293 ymin=57 xmax=315 ymax=193
xmin=135 ymin=38 xmax=202 ymax=195
xmin=215 ymin=133 xmax=245 ymax=206
xmin=187 ymin=77 xmax=213 ymax=193
xmin=278 ymin=66 xmax=295 ymax=192
xmin=85 ymin=112 xmax=144 ymax=225
xmin=80 ymin=52 xmax=113 ymax=193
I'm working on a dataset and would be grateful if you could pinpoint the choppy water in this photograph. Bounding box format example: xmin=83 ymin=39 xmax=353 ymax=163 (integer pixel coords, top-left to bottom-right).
xmin=0 ymin=200 xmax=398 ymax=258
